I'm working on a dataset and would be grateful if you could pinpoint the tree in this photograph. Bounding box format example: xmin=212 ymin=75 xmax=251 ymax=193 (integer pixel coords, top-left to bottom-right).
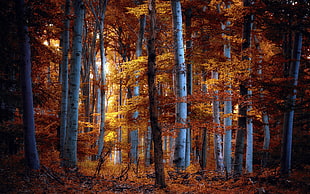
xmin=147 ymin=0 xmax=166 ymax=188
xmin=98 ymin=0 xmax=108 ymax=160
xmin=184 ymin=5 xmax=192 ymax=169
xmin=212 ymin=71 xmax=224 ymax=172
xmin=88 ymin=0 xmax=109 ymax=159
xmin=281 ymin=31 xmax=303 ymax=175
xmin=59 ymin=0 xmax=70 ymax=159
xmin=171 ymin=0 xmax=188 ymax=170
xmin=234 ymin=0 xmax=253 ymax=175
xmin=221 ymin=3 xmax=233 ymax=174
xmin=63 ymin=0 xmax=85 ymax=168
xmin=16 ymin=0 xmax=40 ymax=170
xmin=130 ymin=0 xmax=146 ymax=164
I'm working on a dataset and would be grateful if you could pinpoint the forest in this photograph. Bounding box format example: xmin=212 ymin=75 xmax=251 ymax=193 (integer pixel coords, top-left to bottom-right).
xmin=0 ymin=0 xmax=310 ymax=193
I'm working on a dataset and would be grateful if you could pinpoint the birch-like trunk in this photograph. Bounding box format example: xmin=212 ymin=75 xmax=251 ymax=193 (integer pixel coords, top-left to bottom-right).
xmin=222 ymin=15 xmax=232 ymax=173
xmin=171 ymin=0 xmax=188 ymax=170
xmin=63 ymin=0 xmax=84 ymax=168
xmin=212 ymin=71 xmax=224 ymax=172
xmin=60 ymin=0 xmax=70 ymax=159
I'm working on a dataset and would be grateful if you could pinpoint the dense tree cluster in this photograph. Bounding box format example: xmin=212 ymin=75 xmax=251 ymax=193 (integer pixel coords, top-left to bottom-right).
xmin=0 ymin=0 xmax=309 ymax=190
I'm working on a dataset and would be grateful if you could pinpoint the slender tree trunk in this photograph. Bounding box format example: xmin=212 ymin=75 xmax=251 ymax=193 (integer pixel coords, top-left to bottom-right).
xmin=222 ymin=10 xmax=233 ymax=173
xmin=97 ymin=0 xmax=108 ymax=159
xmin=147 ymin=0 xmax=166 ymax=188
xmin=16 ymin=0 xmax=40 ymax=170
xmin=262 ymin=111 xmax=270 ymax=166
xmin=114 ymin=81 xmax=123 ymax=164
xmin=80 ymin=25 xmax=91 ymax=132
xmin=63 ymin=0 xmax=84 ymax=168
xmin=246 ymin=97 xmax=253 ymax=173
xmin=200 ymin=71 xmax=207 ymax=169
xmin=281 ymin=31 xmax=302 ymax=175
xmin=254 ymin=34 xmax=271 ymax=167
xmin=81 ymin=68 xmax=91 ymax=131
xmin=234 ymin=0 xmax=253 ymax=175
xmin=185 ymin=7 xmax=192 ymax=169
xmin=224 ymin=91 xmax=232 ymax=173
xmin=59 ymin=0 xmax=70 ymax=159
xmin=144 ymin=126 xmax=152 ymax=166
xmin=212 ymin=71 xmax=224 ymax=172
xmin=136 ymin=14 xmax=146 ymax=57
xmin=171 ymin=0 xmax=188 ymax=170
xmin=130 ymin=13 xmax=146 ymax=165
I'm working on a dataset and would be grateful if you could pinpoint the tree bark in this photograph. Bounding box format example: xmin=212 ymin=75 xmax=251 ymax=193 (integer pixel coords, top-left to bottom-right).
xmin=63 ymin=0 xmax=84 ymax=168
xmin=147 ymin=0 xmax=166 ymax=188
xmin=185 ymin=7 xmax=192 ymax=169
xmin=130 ymin=11 xmax=146 ymax=165
xmin=212 ymin=71 xmax=224 ymax=172
xmin=221 ymin=6 xmax=233 ymax=173
xmin=234 ymin=0 xmax=253 ymax=175
xmin=200 ymin=71 xmax=207 ymax=169
xmin=171 ymin=0 xmax=188 ymax=170
xmin=281 ymin=31 xmax=302 ymax=175
xmin=59 ymin=0 xmax=70 ymax=159
xmin=97 ymin=0 xmax=108 ymax=159
xmin=16 ymin=0 xmax=40 ymax=170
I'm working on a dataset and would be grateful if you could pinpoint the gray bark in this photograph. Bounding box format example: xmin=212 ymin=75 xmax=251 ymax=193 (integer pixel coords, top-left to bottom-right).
xmin=171 ymin=0 xmax=188 ymax=170
xmin=63 ymin=0 xmax=84 ymax=168
xmin=212 ymin=71 xmax=224 ymax=172
xmin=59 ymin=0 xmax=70 ymax=159
xmin=96 ymin=0 xmax=108 ymax=159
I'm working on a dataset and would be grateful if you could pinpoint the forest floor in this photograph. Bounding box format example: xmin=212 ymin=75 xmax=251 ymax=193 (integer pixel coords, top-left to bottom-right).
xmin=1 ymin=152 xmax=310 ymax=194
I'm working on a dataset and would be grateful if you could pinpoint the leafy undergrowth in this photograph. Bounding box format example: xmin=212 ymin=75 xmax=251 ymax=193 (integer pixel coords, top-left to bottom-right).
xmin=1 ymin=152 xmax=310 ymax=193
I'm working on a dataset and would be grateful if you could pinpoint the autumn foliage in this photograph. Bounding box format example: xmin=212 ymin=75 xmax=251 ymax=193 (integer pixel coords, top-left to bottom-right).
xmin=0 ymin=0 xmax=310 ymax=193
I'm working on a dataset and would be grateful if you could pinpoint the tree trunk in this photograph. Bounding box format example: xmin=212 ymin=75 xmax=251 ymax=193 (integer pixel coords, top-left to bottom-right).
xmin=212 ymin=71 xmax=224 ymax=172
xmin=262 ymin=111 xmax=270 ymax=166
xmin=63 ymin=0 xmax=84 ymax=168
xmin=200 ymin=71 xmax=208 ymax=169
xmin=223 ymin=30 xmax=233 ymax=175
xmin=16 ymin=0 xmax=40 ymax=170
xmin=221 ymin=6 xmax=233 ymax=173
xmin=171 ymin=0 xmax=188 ymax=170
xmin=246 ymin=97 xmax=253 ymax=173
xmin=97 ymin=0 xmax=108 ymax=159
xmin=59 ymin=0 xmax=70 ymax=159
xmin=281 ymin=31 xmax=302 ymax=175
xmin=114 ymin=83 xmax=122 ymax=164
xmin=147 ymin=0 xmax=166 ymax=188
xmin=254 ymin=33 xmax=271 ymax=167
xmin=224 ymin=92 xmax=232 ymax=173
xmin=136 ymin=14 xmax=146 ymax=57
xmin=144 ymin=126 xmax=152 ymax=166
xmin=234 ymin=0 xmax=253 ymax=175
xmin=130 ymin=12 xmax=146 ymax=165
xmin=185 ymin=7 xmax=192 ymax=169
